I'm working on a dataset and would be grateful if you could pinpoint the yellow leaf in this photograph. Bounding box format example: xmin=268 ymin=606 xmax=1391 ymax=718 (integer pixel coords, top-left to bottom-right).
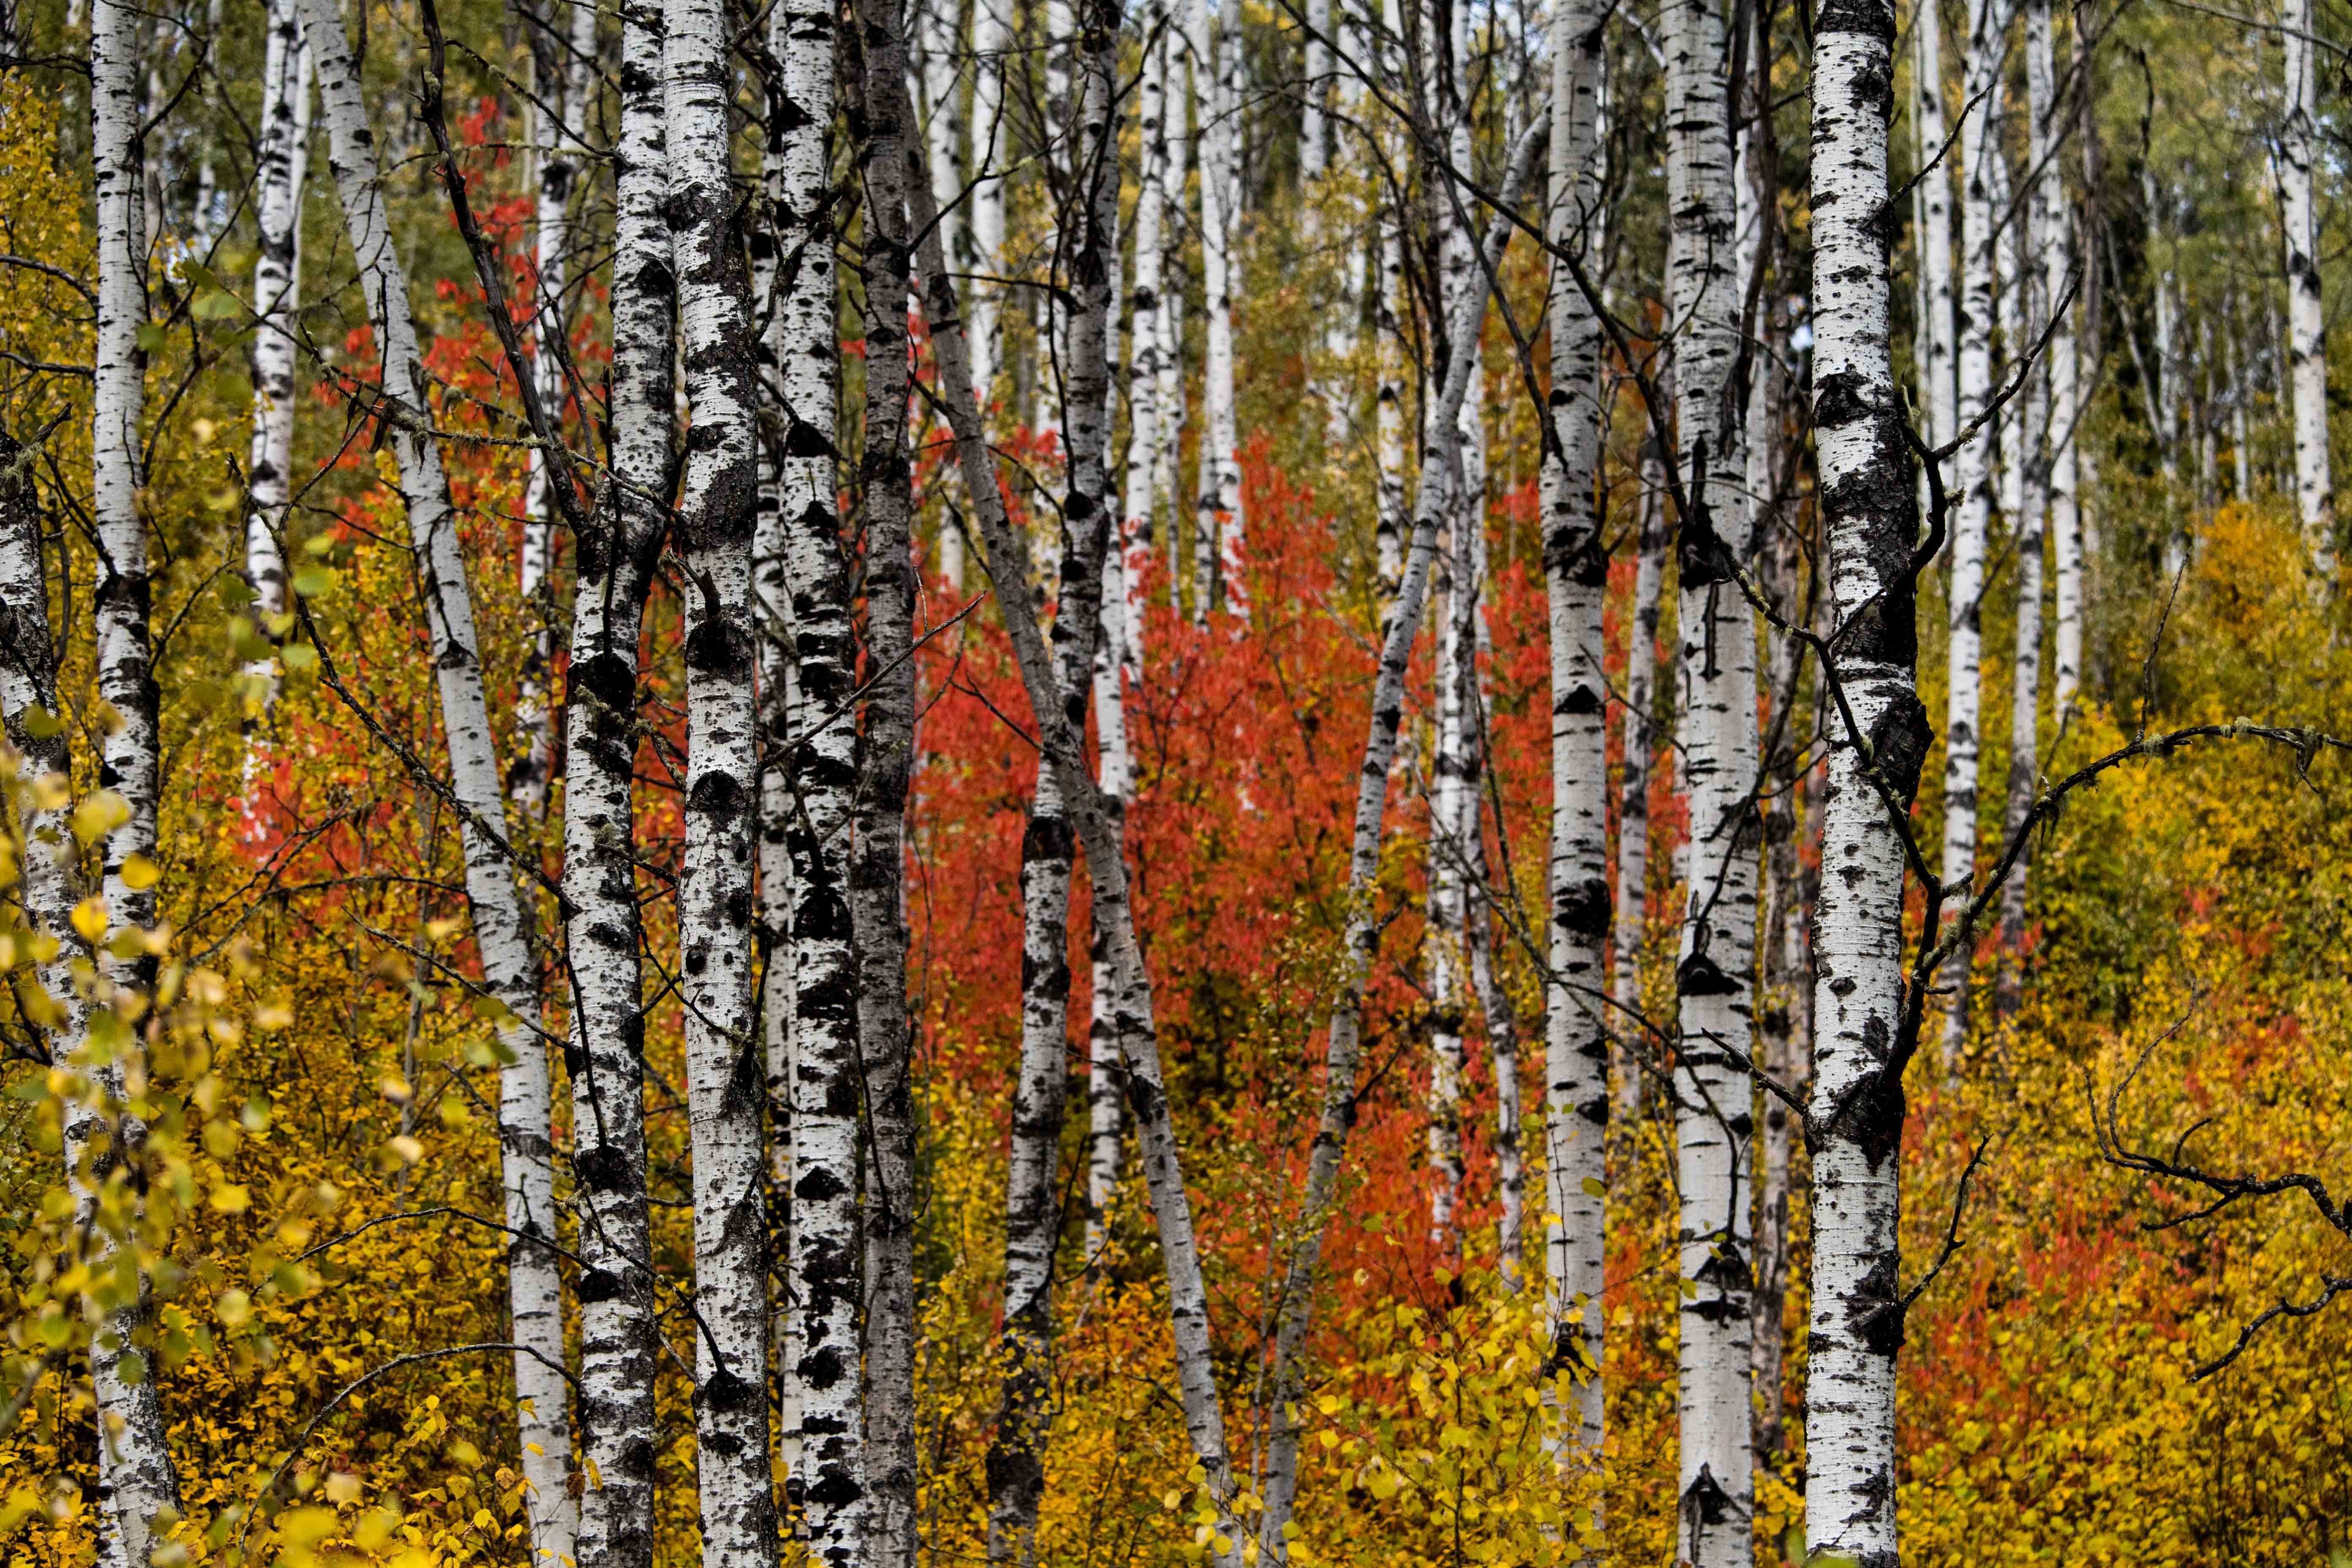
xmin=71 ymin=791 xmax=128 ymax=846
xmin=324 ymin=1472 xmax=361 ymax=1505
xmin=215 ymin=1289 xmax=252 ymax=1328
xmin=387 ymin=1134 xmax=425 ymax=1166
xmin=209 ymin=1185 xmax=250 ymax=1214
xmin=70 ymin=898 xmax=108 ymax=943
xmin=119 ymin=854 xmax=160 ymax=891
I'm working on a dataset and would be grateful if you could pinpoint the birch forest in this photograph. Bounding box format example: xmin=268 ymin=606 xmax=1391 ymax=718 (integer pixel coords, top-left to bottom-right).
xmin=11 ymin=0 xmax=2352 ymax=1554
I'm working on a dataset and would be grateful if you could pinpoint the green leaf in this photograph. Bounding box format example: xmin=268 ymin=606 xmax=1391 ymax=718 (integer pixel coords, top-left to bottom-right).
xmin=135 ymin=322 xmax=169 ymax=354
xmin=290 ymin=566 xmax=336 ymax=598
xmin=18 ymin=707 xmax=62 ymax=739
xmin=192 ymin=288 xmax=244 ymax=322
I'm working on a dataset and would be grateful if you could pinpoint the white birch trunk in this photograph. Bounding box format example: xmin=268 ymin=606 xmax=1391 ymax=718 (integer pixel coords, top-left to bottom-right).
xmin=1941 ymin=0 xmax=2004 ymax=1062
xmin=1807 ymin=0 xmax=1930 ymax=1550
xmin=774 ymin=0 xmax=863 ymax=1540
xmin=914 ymin=0 xmax=969 ymax=588
xmin=1256 ymin=127 xmax=1549 ymax=1562
xmin=1120 ymin=11 xmax=1171 ymax=676
xmin=1916 ymin=0 xmax=1957 ymax=449
xmin=1190 ymin=0 xmax=1245 ymax=611
xmin=664 ymin=0 xmax=781 ymax=1552
xmin=1302 ymin=0 xmax=1330 ymax=181
xmin=969 ymin=0 xmax=1012 ymax=407
xmin=2282 ymin=0 xmax=2335 ymax=567
xmin=240 ymin=0 xmax=310 ymax=822
xmin=1999 ymin=0 xmax=2066 ymax=1020
xmin=1612 ymin=471 xmax=1662 ymax=1120
xmin=566 ymin=5 xmax=669 ymax=1562
xmin=1425 ymin=517 xmax=1470 ymax=1253
xmin=7 ymin=425 xmax=169 ymax=1568
xmin=855 ymin=15 xmax=928 ymax=1565
xmin=761 ymin=0 xmax=836 ymax=1515
xmin=1544 ymin=0 xmax=1611 ymax=1499
xmin=1374 ymin=197 xmax=1408 ymax=595
xmin=1662 ymin=0 xmax=1756 ymax=1551
xmin=294 ymin=0 xmax=575 ymax=1545
xmin=514 ymin=0 xmax=596 ymax=818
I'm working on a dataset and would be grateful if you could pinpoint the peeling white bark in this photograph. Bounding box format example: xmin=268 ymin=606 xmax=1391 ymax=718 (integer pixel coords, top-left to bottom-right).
xmin=240 ymin=0 xmax=310 ymax=820
xmin=567 ymin=5 xmax=670 ymax=1561
xmin=1941 ymin=0 xmax=2004 ymax=1062
xmin=2282 ymin=0 xmax=2335 ymax=566
xmin=1807 ymin=0 xmax=1927 ymax=1552
xmin=1543 ymin=0 xmax=1610 ymax=1503
xmin=1190 ymin=0 xmax=1244 ymax=611
xmin=1662 ymin=0 xmax=1757 ymax=1549
xmin=664 ymin=0 xmax=781 ymax=1549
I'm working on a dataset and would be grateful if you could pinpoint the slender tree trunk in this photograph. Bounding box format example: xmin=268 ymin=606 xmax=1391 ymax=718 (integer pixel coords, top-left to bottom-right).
xmin=1256 ymin=126 xmax=1549 ymax=1563
xmin=1120 ymin=10 xmax=1171 ymax=678
xmin=2281 ymin=0 xmax=2335 ymax=568
xmin=1540 ymin=0 xmax=1610 ymax=1508
xmin=663 ymin=0 xmax=780 ymax=1552
xmin=296 ymin=0 xmax=575 ymax=1544
xmin=989 ymin=745 xmax=1072 ymax=1564
xmin=912 ymin=97 xmax=1259 ymax=1560
xmin=855 ymin=22 xmax=923 ymax=1566
xmin=913 ymin=0 xmax=969 ymax=588
xmin=970 ymin=0 xmax=1012 ymax=405
xmin=1916 ymin=0 xmax=1957 ymax=449
xmin=1612 ymin=460 xmax=1663 ymax=1121
xmin=514 ymin=0 xmax=596 ymax=818
xmin=1190 ymin=0 xmax=1244 ymax=611
xmin=8 ymin=421 xmax=155 ymax=1568
xmin=760 ymin=0 xmax=839 ymax=1515
xmin=16 ymin=204 xmax=181 ymax=1548
xmin=2230 ymin=311 xmax=2254 ymax=500
xmin=240 ymin=0 xmax=310 ymax=825
xmin=565 ymin=7 xmax=670 ymax=1562
xmin=1661 ymin=0 xmax=1757 ymax=1553
xmin=1303 ymin=0 xmax=1330 ymax=181
xmin=1374 ymin=194 xmax=1409 ymax=596
xmin=1424 ymin=517 xmax=1470 ymax=1256
xmin=1941 ymin=0 xmax=2002 ymax=1065
xmin=772 ymin=0 xmax=861 ymax=1544
xmin=1806 ymin=0 xmax=1929 ymax=1551
xmin=1996 ymin=0 xmax=2066 ymax=1020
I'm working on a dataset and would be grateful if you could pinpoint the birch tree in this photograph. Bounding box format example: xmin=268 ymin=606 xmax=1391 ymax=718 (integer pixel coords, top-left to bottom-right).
xmin=1806 ymin=0 xmax=1932 ymax=1550
xmin=1941 ymin=0 xmax=2005 ymax=1059
xmin=2000 ymin=0 xmax=2071 ymax=1018
xmin=4 ymin=426 xmax=180 ymax=1568
xmin=2281 ymin=0 xmax=2334 ymax=568
xmin=54 ymin=19 xmax=187 ymax=1534
xmin=970 ymin=0 xmax=1012 ymax=404
xmin=761 ymin=0 xmax=840 ymax=1517
xmin=293 ymin=0 xmax=574 ymax=1545
xmin=854 ymin=5 xmax=926 ymax=1560
xmin=240 ymin=0 xmax=310 ymax=803
xmin=564 ymin=3 xmax=670 ymax=1560
xmin=985 ymin=9 xmax=1125 ymax=1537
xmin=1661 ymin=0 xmax=1759 ymax=1552
xmin=662 ymin=0 xmax=779 ymax=1551
xmin=1543 ymin=0 xmax=1611 ymax=1500
xmin=1190 ymin=0 xmax=1244 ymax=612
xmin=1612 ymin=459 xmax=1663 ymax=1120
xmin=1916 ymin=0 xmax=1957 ymax=450
xmin=772 ymin=0 xmax=864 ymax=1540
xmin=512 ymin=0 xmax=598 ymax=816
